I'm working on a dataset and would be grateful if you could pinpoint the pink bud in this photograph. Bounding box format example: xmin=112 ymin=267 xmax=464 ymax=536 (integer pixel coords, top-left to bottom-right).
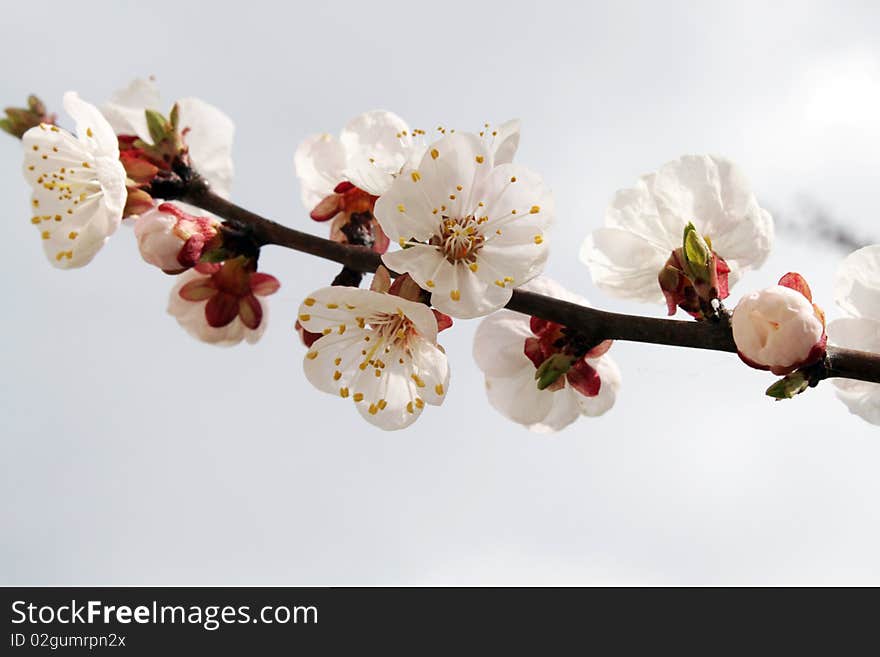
xmin=732 ymin=283 xmax=826 ymax=375
xmin=134 ymin=203 xmax=219 ymax=274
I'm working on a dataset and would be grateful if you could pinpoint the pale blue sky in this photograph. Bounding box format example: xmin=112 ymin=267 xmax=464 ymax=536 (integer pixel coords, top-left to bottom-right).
xmin=2 ymin=0 xmax=879 ymax=585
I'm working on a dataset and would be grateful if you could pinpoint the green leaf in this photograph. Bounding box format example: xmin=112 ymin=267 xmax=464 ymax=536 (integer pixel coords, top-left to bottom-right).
xmin=0 ymin=118 xmax=13 ymax=136
xmin=766 ymin=371 xmax=810 ymax=400
xmin=144 ymin=109 xmax=168 ymax=145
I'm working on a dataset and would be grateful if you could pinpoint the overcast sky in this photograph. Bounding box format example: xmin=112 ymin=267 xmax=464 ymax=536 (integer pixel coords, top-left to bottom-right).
xmin=2 ymin=0 xmax=880 ymax=585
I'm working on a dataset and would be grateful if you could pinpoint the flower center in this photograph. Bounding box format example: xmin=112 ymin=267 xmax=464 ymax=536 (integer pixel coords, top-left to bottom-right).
xmin=357 ymin=310 xmax=418 ymax=372
xmin=431 ymin=215 xmax=484 ymax=264
xmin=368 ymin=310 xmax=416 ymax=350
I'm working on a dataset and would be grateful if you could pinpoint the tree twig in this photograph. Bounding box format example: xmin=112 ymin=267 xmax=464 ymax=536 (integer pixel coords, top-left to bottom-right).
xmin=179 ymin=180 xmax=880 ymax=386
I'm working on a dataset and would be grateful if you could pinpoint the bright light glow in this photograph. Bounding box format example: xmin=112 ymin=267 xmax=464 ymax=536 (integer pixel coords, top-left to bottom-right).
xmin=803 ymin=49 xmax=880 ymax=126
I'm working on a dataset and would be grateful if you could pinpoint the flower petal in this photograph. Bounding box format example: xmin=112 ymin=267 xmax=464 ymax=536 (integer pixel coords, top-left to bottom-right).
xmin=382 ymin=245 xmax=446 ymax=290
xmin=63 ymin=91 xmax=119 ymax=158
xmin=834 ymin=245 xmax=880 ymax=320
xmin=488 ymin=118 xmax=520 ymax=165
xmin=528 ymin=387 xmax=584 ymax=433
xmin=294 ymin=133 xmax=347 ymax=211
xmin=574 ymin=356 xmax=622 ymax=417
xmin=828 ymin=316 xmax=880 ymax=425
xmin=666 ymin=156 xmax=773 ymax=271
xmin=473 ymin=309 xmax=534 ymax=378
xmin=298 ymin=287 xmax=438 ymax=344
xmin=340 ymin=110 xmax=413 ymax=196
xmin=827 ymin=317 xmax=880 ymax=354
xmin=581 ymin=228 xmax=668 ymax=303
xmin=484 ymin=366 xmax=555 ymax=427
xmin=175 ymin=97 xmax=235 ymax=198
xmin=436 ymin=260 xmax=514 ymax=319
xmin=101 ymin=78 xmax=161 ymax=141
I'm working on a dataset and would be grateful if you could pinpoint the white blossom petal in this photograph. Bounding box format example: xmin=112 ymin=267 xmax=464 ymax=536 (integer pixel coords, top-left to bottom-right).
xmin=294 ymin=133 xmax=347 ymax=210
xmin=487 ymin=119 xmax=520 ymax=165
xmin=831 ymin=377 xmax=880 ymax=426
xmin=381 ymin=245 xmax=447 ymax=286
xmin=473 ymin=309 xmax=537 ymax=378
xmin=580 ymin=228 xmax=668 ymax=303
xmin=63 ymin=92 xmax=120 ymax=158
xmin=340 ymin=110 xmax=415 ymax=196
xmin=101 ymin=77 xmax=161 ymax=142
xmin=574 ymin=357 xmax=622 ymax=417
xmin=827 ymin=316 xmax=880 ymax=425
xmin=828 ymin=317 xmax=880 ymax=357
xmin=484 ymin=365 xmax=556 ymax=427
xmin=834 ymin=244 xmax=880 ymax=320
xmin=175 ymin=97 xmax=235 ymax=198
xmin=654 ymin=156 xmax=773 ymax=270
xmin=526 ymin=387 xmax=584 ymax=434
xmin=827 ymin=246 xmax=880 ymax=426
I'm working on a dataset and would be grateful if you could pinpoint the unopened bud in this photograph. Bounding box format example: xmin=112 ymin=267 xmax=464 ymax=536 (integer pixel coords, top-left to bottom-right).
xmin=1 ymin=94 xmax=52 ymax=139
xmin=134 ymin=203 xmax=220 ymax=274
xmin=732 ymin=280 xmax=826 ymax=375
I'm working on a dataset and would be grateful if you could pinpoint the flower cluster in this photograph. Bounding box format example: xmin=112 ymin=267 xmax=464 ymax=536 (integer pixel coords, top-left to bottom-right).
xmin=19 ymin=82 xmax=278 ymax=347
xmin=11 ymin=79 xmax=880 ymax=434
xmin=294 ymin=112 xmax=521 ymax=256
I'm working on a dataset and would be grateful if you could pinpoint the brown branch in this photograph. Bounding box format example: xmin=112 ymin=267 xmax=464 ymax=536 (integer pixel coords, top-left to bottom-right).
xmin=181 ymin=181 xmax=880 ymax=386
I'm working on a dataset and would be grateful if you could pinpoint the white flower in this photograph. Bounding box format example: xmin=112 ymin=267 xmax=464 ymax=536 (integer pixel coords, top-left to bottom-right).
xmin=375 ymin=132 xmax=552 ymax=319
xmin=581 ymin=155 xmax=773 ymax=304
xmin=22 ymin=92 xmax=127 ymax=269
xmin=294 ymin=110 xmax=420 ymax=210
xmin=828 ymin=245 xmax=880 ymax=424
xmin=167 ymin=261 xmax=279 ymax=347
xmin=294 ymin=113 xmax=520 ymax=211
xmin=134 ymin=203 xmax=219 ymax=273
xmin=732 ymin=283 xmax=826 ymax=374
xmin=298 ymin=286 xmax=449 ymax=430
xmin=473 ymin=278 xmax=621 ymax=433
xmin=102 ymin=77 xmax=234 ymax=197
